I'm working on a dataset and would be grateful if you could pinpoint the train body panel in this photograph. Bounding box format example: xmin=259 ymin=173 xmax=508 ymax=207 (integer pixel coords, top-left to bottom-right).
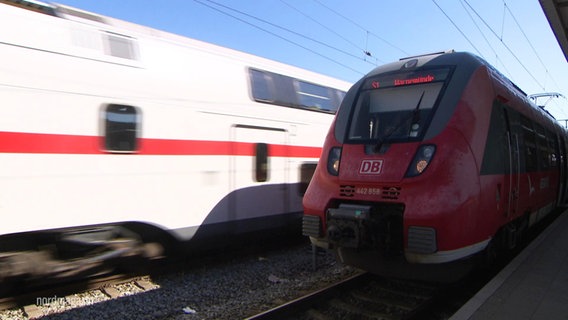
xmin=303 ymin=51 xmax=568 ymax=280
xmin=0 ymin=1 xmax=351 ymax=249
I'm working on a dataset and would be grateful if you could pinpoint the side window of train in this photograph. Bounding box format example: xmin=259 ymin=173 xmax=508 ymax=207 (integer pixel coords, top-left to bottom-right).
xmin=103 ymin=104 xmax=140 ymax=153
xmin=534 ymin=124 xmax=549 ymax=170
xmin=255 ymin=143 xmax=269 ymax=182
xmin=248 ymin=67 xmax=345 ymax=113
xmin=296 ymin=81 xmax=335 ymax=112
xmin=549 ymin=133 xmax=559 ymax=167
xmin=299 ymin=162 xmax=318 ymax=196
xmin=520 ymin=115 xmax=538 ymax=172
xmin=335 ymin=89 xmax=346 ymax=107
xmin=104 ymin=32 xmax=138 ymax=60
xmin=480 ymin=101 xmax=510 ymax=175
xmin=505 ymin=109 xmax=526 ymax=172
xmin=249 ymin=69 xmax=275 ymax=103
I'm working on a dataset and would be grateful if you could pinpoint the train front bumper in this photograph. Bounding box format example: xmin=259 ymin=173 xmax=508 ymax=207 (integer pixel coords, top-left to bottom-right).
xmin=303 ymin=203 xmax=403 ymax=256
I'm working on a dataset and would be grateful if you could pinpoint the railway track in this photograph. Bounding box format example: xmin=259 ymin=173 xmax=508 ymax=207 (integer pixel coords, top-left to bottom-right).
xmin=0 ymin=273 xmax=159 ymax=319
xmin=0 ymin=238 xmax=313 ymax=319
xmin=247 ymin=272 xmax=440 ymax=320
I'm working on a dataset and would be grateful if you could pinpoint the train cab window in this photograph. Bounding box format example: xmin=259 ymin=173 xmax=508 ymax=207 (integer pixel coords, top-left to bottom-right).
xmin=348 ymin=68 xmax=450 ymax=143
xmin=103 ymin=104 xmax=140 ymax=153
xmin=255 ymin=143 xmax=269 ymax=182
xmin=297 ymin=81 xmax=335 ymax=112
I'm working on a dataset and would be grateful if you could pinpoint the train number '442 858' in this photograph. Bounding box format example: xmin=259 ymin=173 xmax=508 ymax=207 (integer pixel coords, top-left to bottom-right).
xmin=355 ymin=187 xmax=381 ymax=195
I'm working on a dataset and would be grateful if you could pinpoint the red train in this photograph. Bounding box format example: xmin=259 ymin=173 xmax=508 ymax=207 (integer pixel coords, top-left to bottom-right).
xmin=302 ymin=51 xmax=568 ymax=281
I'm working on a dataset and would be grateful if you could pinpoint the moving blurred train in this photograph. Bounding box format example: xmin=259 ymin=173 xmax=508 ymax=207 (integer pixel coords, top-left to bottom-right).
xmin=302 ymin=51 xmax=568 ymax=281
xmin=0 ymin=0 xmax=350 ymax=281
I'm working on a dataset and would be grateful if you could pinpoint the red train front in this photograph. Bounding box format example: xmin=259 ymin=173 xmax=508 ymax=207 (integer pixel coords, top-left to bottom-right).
xmin=303 ymin=51 xmax=568 ymax=281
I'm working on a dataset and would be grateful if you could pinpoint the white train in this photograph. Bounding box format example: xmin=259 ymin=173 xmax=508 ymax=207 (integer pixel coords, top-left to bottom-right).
xmin=0 ymin=0 xmax=350 ymax=279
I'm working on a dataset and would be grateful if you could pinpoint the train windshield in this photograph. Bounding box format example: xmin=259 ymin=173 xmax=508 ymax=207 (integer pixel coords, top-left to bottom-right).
xmin=347 ymin=68 xmax=450 ymax=143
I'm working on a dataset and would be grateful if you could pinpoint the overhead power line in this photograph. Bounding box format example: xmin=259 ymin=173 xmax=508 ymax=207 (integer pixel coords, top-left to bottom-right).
xmin=278 ymin=0 xmax=366 ymax=56
xmin=458 ymin=0 xmax=514 ymax=78
xmin=311 ymin=0 xmax=410 ymax=56
xmin=431 ymin=0 xmax=483 ymax=56
xmin=502 ymin=0 xmax=561 ymax=91
xmin=462 ymin=0 xmax=545 ymax=91
xmin=193 ymin=0 xmax=365 ymax=75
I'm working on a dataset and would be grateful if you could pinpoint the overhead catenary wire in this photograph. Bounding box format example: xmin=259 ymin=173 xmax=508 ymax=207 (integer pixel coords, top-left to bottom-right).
xmin=431 ymin=0 xmax=483 ymax=56
xmin=278 ymin=0 xmax=381 ymax=64
xmin=311 ymin=0 xmax=410 ymax=57
xmin=458 ymin=0 xmax=514 ymax=78
xmin=188 ymin=0 xmax=564 ymax=118
xmin=502 ymin=0 xmax=562 ymax=92
xmin=439 ymin=0 xmax=566 ymax=119
xmin=500 ymin=2 xmax=506 ymax=41
xmin=501 ymin=0 xmax=567 ymax=119
xmin=462 ymin=0 xmax=545 ymax=91
xmin=193 ymin=0 xmax=366 ymax=75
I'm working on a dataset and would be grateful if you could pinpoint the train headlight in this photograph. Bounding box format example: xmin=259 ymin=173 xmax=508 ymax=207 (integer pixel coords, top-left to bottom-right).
xmin=405 ymin=145 xmax=436 ymax=177
xmin=327 ymin=147 xmax=342 ymax=176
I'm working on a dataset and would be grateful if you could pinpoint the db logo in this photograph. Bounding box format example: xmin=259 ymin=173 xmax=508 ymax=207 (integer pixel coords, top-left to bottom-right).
xmin=359 ymin=159 xmax=383 ymax=174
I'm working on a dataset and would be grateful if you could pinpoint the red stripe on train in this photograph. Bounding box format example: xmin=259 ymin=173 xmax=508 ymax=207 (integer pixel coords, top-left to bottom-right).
xmin=0 ymin=132 xmax=322 ymax=158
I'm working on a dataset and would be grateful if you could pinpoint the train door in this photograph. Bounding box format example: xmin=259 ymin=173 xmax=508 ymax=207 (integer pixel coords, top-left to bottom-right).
xmin=503 ymin=108 xmax=520 ymax=217
xmin=557 ymin=136 xmax=568 ymax=205
xmin=230 ymin=124 xmax=289 ymax=229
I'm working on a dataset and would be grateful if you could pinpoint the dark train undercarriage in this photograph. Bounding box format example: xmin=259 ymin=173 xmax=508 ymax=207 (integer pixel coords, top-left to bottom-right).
xmin=0 ymin=225 xmax=163 ymax=294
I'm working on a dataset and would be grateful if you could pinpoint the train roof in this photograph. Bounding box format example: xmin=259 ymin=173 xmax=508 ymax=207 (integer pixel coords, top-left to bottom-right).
xmin=0 ymin=0 xmax=351 ymax=90
xmin=335 ymin=50 xmax=566 ymax=142
xmin=364 ymin=51 xmax=524 ymax=93
xmin=362 ymin=50 xmax=559 ymax=122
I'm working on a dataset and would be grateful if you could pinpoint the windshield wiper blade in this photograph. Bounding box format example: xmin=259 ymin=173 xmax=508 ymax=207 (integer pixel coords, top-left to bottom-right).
xmin=374 ymin=91 xmax=425 ymax=152
xmin=411 ymin=91 xmax=425 ymax=122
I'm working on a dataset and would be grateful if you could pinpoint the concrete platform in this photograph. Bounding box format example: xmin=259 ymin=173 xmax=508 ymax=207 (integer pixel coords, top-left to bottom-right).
xmin=450 ymin=210 xmax=568 ymax=320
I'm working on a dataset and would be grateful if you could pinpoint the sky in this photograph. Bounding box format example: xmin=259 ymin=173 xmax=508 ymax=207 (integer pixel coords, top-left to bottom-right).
xmin=50 ymin=0 xmax=568 ymax=122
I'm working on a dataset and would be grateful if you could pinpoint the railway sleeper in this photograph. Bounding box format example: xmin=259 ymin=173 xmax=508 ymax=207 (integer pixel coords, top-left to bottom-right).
xmin=329 ymin=297 xmax=398 ymax=320
xmin=350 ymin=290 xmax=415 ymax=311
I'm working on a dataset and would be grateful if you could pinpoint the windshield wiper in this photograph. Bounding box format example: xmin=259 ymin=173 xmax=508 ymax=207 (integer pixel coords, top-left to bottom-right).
xmin=374 ymin=91 xmax=425 ymax=152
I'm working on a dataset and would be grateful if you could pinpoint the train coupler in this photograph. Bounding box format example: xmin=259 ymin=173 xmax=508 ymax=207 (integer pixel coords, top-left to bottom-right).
xmin=326 ymin=204 xmax=372 ymax=248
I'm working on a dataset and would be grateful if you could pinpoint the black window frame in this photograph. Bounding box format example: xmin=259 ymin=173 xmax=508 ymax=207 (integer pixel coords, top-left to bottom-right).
xmin=520 ymin=115 xmax=538 ymax=172
xmin=255 ymin=143 xmax=269 ymax=182
xmin=295 ymin=80 xmax=335 ymax=112
xmin=103 ymin=104 xmax=140 ymax=153
xmin=248 ymin=67 xmax=345 ymax=114
xmin=346 ymin=67 xmax=452 ymax=144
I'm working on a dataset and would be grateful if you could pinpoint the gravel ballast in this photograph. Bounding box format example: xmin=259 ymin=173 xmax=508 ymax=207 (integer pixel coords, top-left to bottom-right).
xmin=1 ymin=243 xmax=358 ymax=319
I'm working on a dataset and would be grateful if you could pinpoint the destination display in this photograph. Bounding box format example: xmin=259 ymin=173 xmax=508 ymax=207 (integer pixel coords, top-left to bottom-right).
xmin=364 ymin=67 xmax=451 ymax=90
